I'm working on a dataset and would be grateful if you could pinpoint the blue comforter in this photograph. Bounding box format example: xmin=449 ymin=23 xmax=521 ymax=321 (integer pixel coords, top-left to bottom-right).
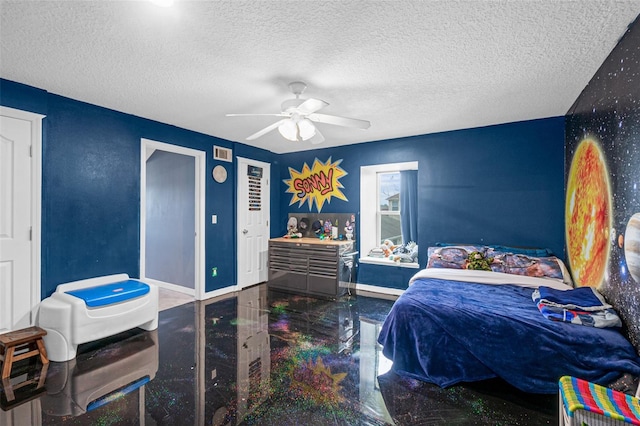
xmin=377 ymin=277 xmax=640 ymax=394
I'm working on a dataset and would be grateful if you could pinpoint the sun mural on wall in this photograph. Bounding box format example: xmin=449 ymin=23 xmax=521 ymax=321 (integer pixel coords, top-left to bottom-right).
xmin=565 ymin=138 xmax=613 ymax=288
xmin=564 ymin=19 xmax=640 ymax=350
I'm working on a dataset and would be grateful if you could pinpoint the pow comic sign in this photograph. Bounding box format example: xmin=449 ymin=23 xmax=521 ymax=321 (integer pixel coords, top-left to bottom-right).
xmin=284 ymin=157 xmax=348 ymax=212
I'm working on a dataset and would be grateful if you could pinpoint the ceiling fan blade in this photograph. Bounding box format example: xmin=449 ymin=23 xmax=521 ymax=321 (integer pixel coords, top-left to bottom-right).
xmin=226 ymin=113 xmax=287 ymax=117
xmin=310 ymin=129 xmax=325 ymax=145
xmin=308 ymin=113 xmax=370 ymax=129
xmin=296 ymin=98 xmax=329 ymax=115
xmin=246 ymin=119 xmax=288 ymax=141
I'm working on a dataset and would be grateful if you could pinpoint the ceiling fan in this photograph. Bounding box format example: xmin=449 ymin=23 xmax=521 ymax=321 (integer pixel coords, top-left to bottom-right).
xmin=226 ymin=81 xmax=370 ymax=144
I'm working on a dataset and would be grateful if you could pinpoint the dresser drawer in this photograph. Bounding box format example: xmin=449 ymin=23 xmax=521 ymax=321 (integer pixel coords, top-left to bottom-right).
xmin=268 ymin=239 xmax=350 ymax=299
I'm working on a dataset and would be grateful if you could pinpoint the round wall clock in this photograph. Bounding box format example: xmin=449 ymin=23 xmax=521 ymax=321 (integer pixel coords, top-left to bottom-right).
xmin=212 ymin=165 xmax=227 ymax=183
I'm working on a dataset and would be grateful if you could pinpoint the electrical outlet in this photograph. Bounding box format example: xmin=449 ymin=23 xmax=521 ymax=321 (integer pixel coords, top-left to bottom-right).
xmin=212 ymin=267 xmax=217 ymax=277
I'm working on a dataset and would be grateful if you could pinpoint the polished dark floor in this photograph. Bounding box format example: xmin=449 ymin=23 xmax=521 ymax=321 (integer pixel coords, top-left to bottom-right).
xmin=1 ymin=284 xmax=557 ymax=425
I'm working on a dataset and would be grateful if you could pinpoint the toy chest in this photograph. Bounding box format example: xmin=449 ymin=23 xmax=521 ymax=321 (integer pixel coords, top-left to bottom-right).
xmin=37 ymin=274 xmax=158 ymax=362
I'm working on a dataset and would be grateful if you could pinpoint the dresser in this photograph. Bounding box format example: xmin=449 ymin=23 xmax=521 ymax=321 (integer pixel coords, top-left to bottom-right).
xmin=268 ymin=238 xmax=355 ymax=299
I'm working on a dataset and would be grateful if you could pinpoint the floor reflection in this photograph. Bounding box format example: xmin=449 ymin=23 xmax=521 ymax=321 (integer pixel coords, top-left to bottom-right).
xmin=1 ymin=283 xmax=557 ymax=425
xmin=41 ymin=329 xmax=157 ymax=419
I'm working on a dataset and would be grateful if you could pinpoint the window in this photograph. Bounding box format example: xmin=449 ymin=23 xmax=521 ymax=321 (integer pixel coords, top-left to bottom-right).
xmin=378 ymin=172 xmax=402 ymax=245
xmin=360 ymin=162 xmax=418 ymax=267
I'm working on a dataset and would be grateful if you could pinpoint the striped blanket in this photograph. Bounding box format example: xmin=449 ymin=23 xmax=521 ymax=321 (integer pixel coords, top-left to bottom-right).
xmin=532 ymin=286 xmax=622 ymax=328
xmin=560 ymin=376 xmax=640 ymax=424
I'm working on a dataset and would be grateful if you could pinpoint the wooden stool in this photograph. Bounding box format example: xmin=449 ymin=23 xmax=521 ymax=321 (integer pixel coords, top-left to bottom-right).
xmin=0 ymin=326 xmax=49 ymax=380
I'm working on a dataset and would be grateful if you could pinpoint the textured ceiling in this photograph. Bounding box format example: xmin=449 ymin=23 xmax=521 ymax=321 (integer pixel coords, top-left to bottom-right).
xmin=1 ymin=1 xmax=639 ymax=154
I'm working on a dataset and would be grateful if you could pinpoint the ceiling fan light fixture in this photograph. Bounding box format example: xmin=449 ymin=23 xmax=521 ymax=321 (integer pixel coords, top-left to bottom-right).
xmin=229 ymin=81 xmax=368 ymax=144
xmin=278 ymin=120 xmax=298 ymax=141
xmin=298 ymin=118 xmax=316 ymax=140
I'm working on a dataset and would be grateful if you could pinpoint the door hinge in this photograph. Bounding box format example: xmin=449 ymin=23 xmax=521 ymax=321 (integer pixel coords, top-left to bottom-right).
xmin=29 ymin=145 xmax=33 ymax=157
xmin=29 ymin=227 xmax=32 ymax=241
xmin=266 ymin=220 xmax=269 ymax=227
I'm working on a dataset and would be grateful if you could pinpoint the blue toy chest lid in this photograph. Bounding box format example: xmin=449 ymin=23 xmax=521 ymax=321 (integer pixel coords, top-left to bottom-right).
xmin=66 ymin=280 xmax=150 ymax=307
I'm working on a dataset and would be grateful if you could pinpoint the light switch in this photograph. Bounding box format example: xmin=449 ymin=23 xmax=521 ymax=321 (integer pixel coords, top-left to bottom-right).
xmin=212 ymin=215 xmax=217 ymax=224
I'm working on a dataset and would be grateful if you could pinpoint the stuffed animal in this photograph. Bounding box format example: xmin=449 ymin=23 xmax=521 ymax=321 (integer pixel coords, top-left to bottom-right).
xmin=409 ymin=244 xmax=418 ymax=263
xmin=344 ymin=220 xmax=354 ymax=240
xmin=324 ymin=220 xmax=333 ymax=235
xmin=466 ymin=251 xmax=493 ymax=271
xmin=380 ymin=239 xmax=397 ymax=257
xmin=285 ymin=217 xmax=301 ymax=238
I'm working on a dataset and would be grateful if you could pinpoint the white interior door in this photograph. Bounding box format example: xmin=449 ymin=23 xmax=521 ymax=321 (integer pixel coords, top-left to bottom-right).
xmin=237 ymin=157 xmax=270 ymax=289
xmin=0 ymin=107 xmax=43 ymax=333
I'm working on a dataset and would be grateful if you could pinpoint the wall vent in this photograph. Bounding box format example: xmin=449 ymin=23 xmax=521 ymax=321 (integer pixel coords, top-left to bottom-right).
xmin=213 ymin=146 xmax=232 ymax=162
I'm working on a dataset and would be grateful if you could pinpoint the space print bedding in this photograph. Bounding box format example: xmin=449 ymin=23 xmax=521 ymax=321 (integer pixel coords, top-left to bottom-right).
xmin=377 ymin=246 xmax=640 ymax=394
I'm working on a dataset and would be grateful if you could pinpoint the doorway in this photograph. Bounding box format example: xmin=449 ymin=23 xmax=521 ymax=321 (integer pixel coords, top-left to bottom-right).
xmin=0 ymin=107 xmax=43 ymax=333
xmin=140 ymin=139 xmax=205 ymax=299
xmin=236 ymin=157 xmax=270 ymax=289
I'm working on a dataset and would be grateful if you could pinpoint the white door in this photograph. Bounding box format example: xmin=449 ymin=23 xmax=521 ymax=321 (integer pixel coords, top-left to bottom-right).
xmin=237 ymin=157 xmax=270 ymax=288
xmin=0 ymin=107 xmax=43 ymax=333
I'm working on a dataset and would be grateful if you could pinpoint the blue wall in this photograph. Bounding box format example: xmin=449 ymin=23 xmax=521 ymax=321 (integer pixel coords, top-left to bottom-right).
xmin=1 ymin=78 xmax=275 ymax=297
xmin=278 ymin=118 xmax=566 ymax=288
xmin=1 ymin=78 xmax=565 ymax=294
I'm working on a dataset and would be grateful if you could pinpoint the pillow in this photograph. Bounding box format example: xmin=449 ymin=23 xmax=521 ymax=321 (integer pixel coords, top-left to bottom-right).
xmin=428 ymin=245 xmax=487 ymax=256
xmin=428 ymin=245 xmax=573 ymax=285
xmin=427 ymin=245 xmax=486 ymax=269
xmin=436 ymin=242 xmax=554 ymax=257
xmin=427 ymin=246 xmax=467 ymax=269
xmin=490 ymin=253 xmax=565 ymax=281
xmin=427 ymin=245 xmax=570 ymax=284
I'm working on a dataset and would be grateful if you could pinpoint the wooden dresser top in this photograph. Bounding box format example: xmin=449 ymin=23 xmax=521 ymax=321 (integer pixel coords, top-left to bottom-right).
xmin=269 ymin=237 xmax=353 ymax=247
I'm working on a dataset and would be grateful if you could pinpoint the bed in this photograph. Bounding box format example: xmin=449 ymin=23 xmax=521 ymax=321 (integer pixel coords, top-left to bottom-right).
xmin=377 ymin=245 xmax=640 ymax=394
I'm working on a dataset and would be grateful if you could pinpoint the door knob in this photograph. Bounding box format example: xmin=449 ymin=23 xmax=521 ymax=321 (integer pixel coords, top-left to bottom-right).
xmin=242 ymin=229 xmax=248 ymax=234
